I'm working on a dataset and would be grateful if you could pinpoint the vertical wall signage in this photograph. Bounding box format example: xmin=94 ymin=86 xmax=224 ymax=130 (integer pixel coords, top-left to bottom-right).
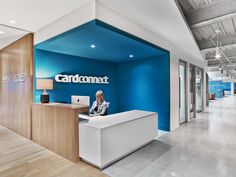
xmin=3 ymin=73 xmax=26 ymax=83
xmin=55 ymin=74 xmax=109 ymax=84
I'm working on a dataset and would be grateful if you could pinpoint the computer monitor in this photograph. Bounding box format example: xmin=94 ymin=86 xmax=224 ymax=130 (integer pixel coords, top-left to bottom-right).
xmin=71 ymin=95 xmax=90 ymax=106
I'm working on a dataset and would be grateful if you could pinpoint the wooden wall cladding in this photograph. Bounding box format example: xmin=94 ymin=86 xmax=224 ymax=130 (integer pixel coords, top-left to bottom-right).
xmin=0 ymin=34 xmax=33 ymax=139
xmin=32 ymin=103 xmax=89 ymax=162
xmin=0 ymin=51 xmax=2 ymax=104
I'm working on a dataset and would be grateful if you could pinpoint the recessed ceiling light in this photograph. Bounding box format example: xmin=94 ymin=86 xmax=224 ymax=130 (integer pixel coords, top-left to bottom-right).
xmin=90 ymin=44 xmax=96 ymax=48
xmin=129 ymin=54 xmax=134 ymax=58
xmin=10 ymin=20 xmax=16 ymax=24
xmin=0 ymin=31 xmax=4 ymax=34
xmin=215 ymin=53 xmax=221 ymax=59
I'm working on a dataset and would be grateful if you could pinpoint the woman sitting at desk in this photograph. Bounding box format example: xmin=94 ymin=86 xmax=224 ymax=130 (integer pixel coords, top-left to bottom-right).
xmin=89 ymin=90 xmax=109 ymax=116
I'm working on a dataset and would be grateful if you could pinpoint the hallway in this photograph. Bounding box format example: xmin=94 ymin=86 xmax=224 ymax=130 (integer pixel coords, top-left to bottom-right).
xmin=103 ymin=96 xmax=236 ymax=177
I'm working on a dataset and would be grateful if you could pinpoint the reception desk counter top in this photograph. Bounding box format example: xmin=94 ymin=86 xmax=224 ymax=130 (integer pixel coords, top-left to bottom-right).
xmin=85 ymin=110 xmax=157 ymax=129
xmin=34 ymin=102 xmax=88 ymax=109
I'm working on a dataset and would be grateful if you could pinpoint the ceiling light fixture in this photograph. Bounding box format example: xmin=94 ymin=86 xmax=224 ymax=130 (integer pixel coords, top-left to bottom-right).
xmin=0 ymin=31 xmax=4 ymax=34
xmin=129 ymin=54 xmax=134 ymax=58
xmin=215 ymin=51 xmax=221 ymax=59
xmin=90 ymin=44 xmax=96 ymax=48
xmin=10 ymin=20 xmax=16 ymax=24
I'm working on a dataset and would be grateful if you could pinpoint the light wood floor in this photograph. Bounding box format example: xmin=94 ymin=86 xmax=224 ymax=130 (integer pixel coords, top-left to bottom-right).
xmin=0 ymin=125 xmax=107 ymax=177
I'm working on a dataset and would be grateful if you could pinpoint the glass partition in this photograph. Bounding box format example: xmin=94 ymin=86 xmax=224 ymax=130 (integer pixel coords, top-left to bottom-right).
xmin=179 ymin=61 xmax=187 ymax=124
xmin=189 ymin=65 xmax=195 ymax=118
xmin=195 ymin=67 xmax=203 ymax=113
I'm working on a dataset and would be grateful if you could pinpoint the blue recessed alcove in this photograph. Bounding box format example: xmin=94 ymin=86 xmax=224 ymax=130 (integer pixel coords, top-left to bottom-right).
xmin=34 ymin=19 xmax=171 ymax=131
xmin=36 ymin=20 xmax=167 ymax=62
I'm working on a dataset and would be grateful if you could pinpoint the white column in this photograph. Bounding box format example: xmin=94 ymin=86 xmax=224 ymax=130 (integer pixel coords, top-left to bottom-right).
xmin=231 ymin=82 xmax=234 ymax=95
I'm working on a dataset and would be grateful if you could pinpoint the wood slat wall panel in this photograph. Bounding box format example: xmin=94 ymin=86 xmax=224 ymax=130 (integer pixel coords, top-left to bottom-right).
xmin=32 ymin=103 xmax=89 ymax=162
xmin=0 ymin=34 xmax=33 ymax=139
xmin=0 ymin=51 xmax=2 ymax=104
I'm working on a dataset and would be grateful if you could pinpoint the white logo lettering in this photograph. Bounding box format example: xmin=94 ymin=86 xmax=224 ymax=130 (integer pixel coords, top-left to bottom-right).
xmin=55 ymin=74 xmax=109 ymax=84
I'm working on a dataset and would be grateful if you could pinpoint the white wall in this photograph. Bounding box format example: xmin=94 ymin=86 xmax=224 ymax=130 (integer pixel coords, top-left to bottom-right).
xmin=34 ymin=0 xmax=207 ymax=131
xmin=170 ymin=56 xmax=180 ymax=130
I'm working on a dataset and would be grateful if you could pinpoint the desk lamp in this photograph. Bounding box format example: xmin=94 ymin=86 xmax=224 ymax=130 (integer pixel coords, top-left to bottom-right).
xmin=36 ymin=79 xmax=53 ymax=103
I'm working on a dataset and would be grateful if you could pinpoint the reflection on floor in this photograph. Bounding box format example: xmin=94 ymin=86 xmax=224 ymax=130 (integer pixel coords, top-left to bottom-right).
xmin=0 ymin=126 xmax=107 ymax=177
xmin=103 ymin=96 xmax=236 ymax=177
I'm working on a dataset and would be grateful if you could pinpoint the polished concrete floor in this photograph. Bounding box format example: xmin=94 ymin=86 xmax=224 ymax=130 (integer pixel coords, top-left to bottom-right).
xmin=103 ymin=96 xmax=236 ymax=177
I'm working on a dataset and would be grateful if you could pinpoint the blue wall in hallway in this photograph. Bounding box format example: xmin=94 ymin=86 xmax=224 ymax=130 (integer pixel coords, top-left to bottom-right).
xmin=209 ymin=81 xmax=223 ymax=98
xmin=222 ymin=82 xmax=231 ymax=91
xmin=208 ymin=81 xmax=231 ymax=98
xmin=34 ymin=49 xmax=170 ymax=131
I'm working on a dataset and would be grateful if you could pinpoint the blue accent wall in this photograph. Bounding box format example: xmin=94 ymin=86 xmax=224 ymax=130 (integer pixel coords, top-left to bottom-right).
xmin=36 ymin=20 xmax=166 ymax=63
xmin=116 ymin=54 xmax=170 ymax=131
xmin=34 ymin=49 xmax=119 ymax=114
xmin=34 ymin=49 xmax=170 ymax=131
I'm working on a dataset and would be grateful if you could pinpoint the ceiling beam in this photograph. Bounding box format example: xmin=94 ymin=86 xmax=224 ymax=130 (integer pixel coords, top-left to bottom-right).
xmin=186 ymin=0 xmax=236 ymax=28
xmin=208 ymin=62 xmax=232 ymax=67
xmin=206 ymin=56 xmax=236 ymax=61
xmin=208 ymin=59 xmax=224 ymax=64
xmin=198 ymin=33 xmax=236 ymax=50
xmin=206 ymin=47 xmax=236 ymax=58
xmin=208 ymin=59 xmax=236 ymax=67
xmin=176 ymin=0 xmax=193 ymax=14
xmin=201 ymin=44 xmax=236 ymax=54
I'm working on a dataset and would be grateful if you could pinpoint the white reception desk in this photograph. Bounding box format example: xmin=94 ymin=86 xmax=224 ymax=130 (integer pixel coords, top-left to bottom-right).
xmin=79 ymin=110 xmax=158 ymax=169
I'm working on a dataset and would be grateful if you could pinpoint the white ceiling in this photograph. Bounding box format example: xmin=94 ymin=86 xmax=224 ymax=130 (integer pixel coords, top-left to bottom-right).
xmin=0 ymin=25 xmax=28 ymax=49
xmin=0 ymin=0 xmax=203 ymax=60
xmin=99 ymin=0 xmax=203 ymax=60
xmin=0 ymin=0 xmax=91 ymax=32
xmin=0 ymin=0 xmax=91 ymax=49
xmin=0 ymin=25 xmax=27 ymax=40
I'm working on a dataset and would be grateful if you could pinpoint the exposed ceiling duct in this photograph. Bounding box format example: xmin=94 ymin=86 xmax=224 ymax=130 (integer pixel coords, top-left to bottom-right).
xmin=176 ymin=0 xmax=236 ymax=80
